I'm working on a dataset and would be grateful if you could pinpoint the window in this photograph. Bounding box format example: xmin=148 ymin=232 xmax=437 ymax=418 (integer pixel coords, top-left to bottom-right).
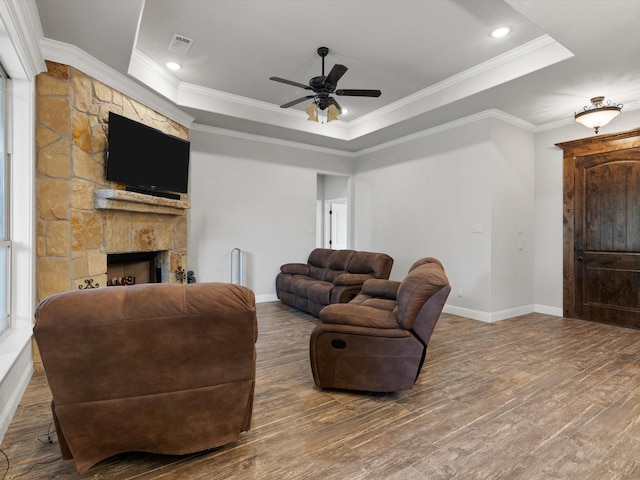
xmin=0 ymin=68 xmax=9 ymax=335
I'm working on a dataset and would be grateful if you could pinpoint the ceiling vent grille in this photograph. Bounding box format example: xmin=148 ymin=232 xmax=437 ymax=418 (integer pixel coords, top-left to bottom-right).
xmin=168 ymin=34 xmax=193 ymax=54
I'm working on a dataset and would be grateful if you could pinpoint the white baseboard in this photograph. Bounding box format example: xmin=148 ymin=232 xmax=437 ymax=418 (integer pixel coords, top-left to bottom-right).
xmin=255 ymin=293 xmax=278 ymax=303
xmin=534 ymin=304 xmax=563 ymax=317
xmin=443 ymin=303 xmax=563 ymax=323
xmin=443 ymin=304 xmax=493 ymax=323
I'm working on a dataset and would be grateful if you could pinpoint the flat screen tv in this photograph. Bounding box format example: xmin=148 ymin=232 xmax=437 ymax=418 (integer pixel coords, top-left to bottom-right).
xmin=106 ymin=111 xmax=190 ymax=199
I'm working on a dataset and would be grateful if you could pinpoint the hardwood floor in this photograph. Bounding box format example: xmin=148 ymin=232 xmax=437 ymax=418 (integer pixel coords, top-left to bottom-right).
xmin=4 ymin=302 xmax=640 ymax=479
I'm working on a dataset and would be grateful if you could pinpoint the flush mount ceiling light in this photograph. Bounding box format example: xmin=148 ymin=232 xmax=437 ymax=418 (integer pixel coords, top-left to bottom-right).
xmin=574 ymin=96 xmax=623 ymax=134
xmin=165 ymin=62 xmax=182 ymax=71
xmin=490 ymin=26 xmax=511 ymax=38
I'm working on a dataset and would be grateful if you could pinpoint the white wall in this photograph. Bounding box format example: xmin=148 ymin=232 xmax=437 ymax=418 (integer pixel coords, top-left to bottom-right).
xmin=187 ymin=127 xmax=353 ymax=300
xmin=352 ymin=117 xmax=542 ymax=321
xmin=533 ymin=109 xmax=640 ymax=316
xmin=354 ymin=120 xmax=494 ymax=315
xmin=322 ymin=174 xmax=349 ymax=200
xmin=490 ymin=119 xmax=535 ymax=316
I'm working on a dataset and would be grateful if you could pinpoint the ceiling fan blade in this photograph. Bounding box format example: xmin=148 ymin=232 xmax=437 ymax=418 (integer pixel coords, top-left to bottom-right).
xmin=324 ymin=64 xmax=348 ymax=86
xmin=328 ymin=96 xmax=342 ymax=113
xmin=270 ymin=77 xmax=312 ymax=90
xmin=280 ymin=95 xmax=315 ymax=108
xmin=335 ymin=89 xmax=382 ymax=97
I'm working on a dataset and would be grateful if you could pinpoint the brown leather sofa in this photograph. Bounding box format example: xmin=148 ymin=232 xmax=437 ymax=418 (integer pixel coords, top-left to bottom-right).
xmin=276 ymin=248 xmax=394 ymax=317
xmin=33 ymin=282 xmax=257 ymax=474
xmin=310 ymin=257 xmax=450 ymax=392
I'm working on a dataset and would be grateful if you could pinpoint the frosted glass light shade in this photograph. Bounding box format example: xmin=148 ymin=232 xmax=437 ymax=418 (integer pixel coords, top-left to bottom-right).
xmin=574 ymin=96 xmax=622 ymax=133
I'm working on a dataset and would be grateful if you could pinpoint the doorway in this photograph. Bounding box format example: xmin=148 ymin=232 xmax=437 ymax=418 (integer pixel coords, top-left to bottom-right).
xmin=559 ymin=129 xmax=640 ymax=328
xmin=317 ymin=174 xmax=350 ymax=250
xmin=324 ymin=199 xmax=348 ymax=249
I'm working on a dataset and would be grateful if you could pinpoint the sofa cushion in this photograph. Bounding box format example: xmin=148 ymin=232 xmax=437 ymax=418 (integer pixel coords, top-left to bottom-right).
xmin=307 ymin=281 xmax=334 ymax=305
xmin=348 ymin=251 xmax=393 ymax=279
xmin=328 ymin=250 xmax=356 ymax=270
xmin=290 ymin=275 xmax=318 ymax=298
xmin=309 ymin=265 xmax=327 ymax=280
xmin=308 ymin=248 xmax=334 ymax=268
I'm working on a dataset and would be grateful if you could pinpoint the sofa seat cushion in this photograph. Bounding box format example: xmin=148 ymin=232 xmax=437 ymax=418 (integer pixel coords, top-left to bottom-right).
xmin=277 ymin=273 xmax=306 ymax=294
xmin=290 ymin=275 xmax=319 ymax=298
xmin=320 ymin=304 xmax=399 ymax=329
xmin=307 ymin=281 xmax=334 ymax=305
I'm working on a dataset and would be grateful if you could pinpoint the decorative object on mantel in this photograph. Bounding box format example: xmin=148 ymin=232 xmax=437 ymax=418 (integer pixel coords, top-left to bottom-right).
xmin=79 ymin=279 xmax=99 ymax=289
xmin=175 ymin=266 xmax=186 ymax=283
xmin=574 ymin=96 xmax=623 ymax=134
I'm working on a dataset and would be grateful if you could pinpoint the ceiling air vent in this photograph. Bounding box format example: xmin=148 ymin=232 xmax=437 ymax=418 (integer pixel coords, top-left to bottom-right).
xmin=168 ymin=34 xmax=193 ymax=54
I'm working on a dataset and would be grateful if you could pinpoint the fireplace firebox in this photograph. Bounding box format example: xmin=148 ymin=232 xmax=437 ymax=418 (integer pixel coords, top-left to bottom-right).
xmin=107 ymin=252 xmax=162 ymax=286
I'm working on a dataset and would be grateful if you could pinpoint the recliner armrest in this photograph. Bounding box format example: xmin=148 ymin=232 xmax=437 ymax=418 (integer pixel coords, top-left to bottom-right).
xmin=320 ymin=303 xmax=400 ymax=329
xmin=280 ymin=263 xmax=310 ymax=275
xmin=361 ymin=279 xmax=401 ymax=300
xmin=333 ymin=273 xmax=374 ymax=286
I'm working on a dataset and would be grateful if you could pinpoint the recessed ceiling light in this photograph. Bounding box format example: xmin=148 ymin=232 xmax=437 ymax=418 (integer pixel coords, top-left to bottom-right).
xmin=166 ymin=62 xmax=182 ymax=71
xmin=490 ymin=26 xmax=511 ymax=38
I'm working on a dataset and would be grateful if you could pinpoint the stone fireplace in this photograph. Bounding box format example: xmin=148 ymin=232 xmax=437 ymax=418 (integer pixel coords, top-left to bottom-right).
xmin=36 ymin=61 xmax=190 ymax=305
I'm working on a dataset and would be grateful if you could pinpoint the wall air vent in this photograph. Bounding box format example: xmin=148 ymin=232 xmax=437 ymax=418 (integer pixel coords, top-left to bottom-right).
xmin=168 ymin=34 xmax=193 ymax=54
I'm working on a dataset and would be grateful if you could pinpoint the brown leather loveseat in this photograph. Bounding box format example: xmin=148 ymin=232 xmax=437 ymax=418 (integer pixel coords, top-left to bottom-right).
xmin=310 ymin=257 xmax=450 ymax=392
xmin=33 ymin=282 xmax=257 ymax=474
xmin=276 ymin=248 xmax=394 ymax=317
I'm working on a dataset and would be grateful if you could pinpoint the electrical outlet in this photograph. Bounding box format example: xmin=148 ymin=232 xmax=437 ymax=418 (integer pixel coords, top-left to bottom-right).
xmin=457 ymin=288 xmax=463 ymax=297
xmin=471 ymin=224 xmax=483 ymax=233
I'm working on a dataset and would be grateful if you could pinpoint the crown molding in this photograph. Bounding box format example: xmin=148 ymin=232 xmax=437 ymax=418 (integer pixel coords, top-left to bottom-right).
xmin=347 ymin=34 xmax=574 ymax=139
xmin=355 ymin=109 xmax=537 ymax=157
xmin=192 ymin=108 xmax=538 ymax=159
xmin=40 ymin=38 xmax=194 ymax=127
xmin=128 ymin=47 xmax=180 ymax=103
xmin=351 ymin=36 xmax=559 ymax=126
xmin=0 ymin=0 xmax=46 ymax=80
xmin=190 ymin=122 xmax=355 ymax=158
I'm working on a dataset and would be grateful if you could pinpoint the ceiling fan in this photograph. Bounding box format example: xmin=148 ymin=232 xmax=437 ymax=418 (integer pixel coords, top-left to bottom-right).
xmin=269 ymin=46 xmax=381 ymax=121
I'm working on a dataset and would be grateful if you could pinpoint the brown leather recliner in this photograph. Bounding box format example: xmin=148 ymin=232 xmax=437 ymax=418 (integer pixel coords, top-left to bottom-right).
xmin=310 ymin=258 xmax=450 ymax=392
xmin=33 ymin=282 xmax=257 ymax=474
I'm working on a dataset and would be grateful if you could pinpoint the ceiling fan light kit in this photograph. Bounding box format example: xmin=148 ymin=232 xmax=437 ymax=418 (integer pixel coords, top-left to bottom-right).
xmin=270 ymin=46 xmax=381 ymax=123
xmin=574 ymin=96 xmax=623 ymax=134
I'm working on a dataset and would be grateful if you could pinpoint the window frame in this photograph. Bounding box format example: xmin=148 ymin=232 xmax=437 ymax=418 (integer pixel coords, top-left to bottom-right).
xmin=0 ymin=65 xmax=10 ymax=336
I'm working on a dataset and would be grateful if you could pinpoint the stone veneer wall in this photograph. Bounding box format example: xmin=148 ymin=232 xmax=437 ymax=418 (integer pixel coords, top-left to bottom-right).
xmin=36 ymin=61 xmax=190 ymax=306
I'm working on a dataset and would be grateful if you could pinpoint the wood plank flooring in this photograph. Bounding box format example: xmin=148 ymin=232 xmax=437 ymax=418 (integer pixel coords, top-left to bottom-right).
xmin=4 ymin=302 xmax=640 ymax=478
